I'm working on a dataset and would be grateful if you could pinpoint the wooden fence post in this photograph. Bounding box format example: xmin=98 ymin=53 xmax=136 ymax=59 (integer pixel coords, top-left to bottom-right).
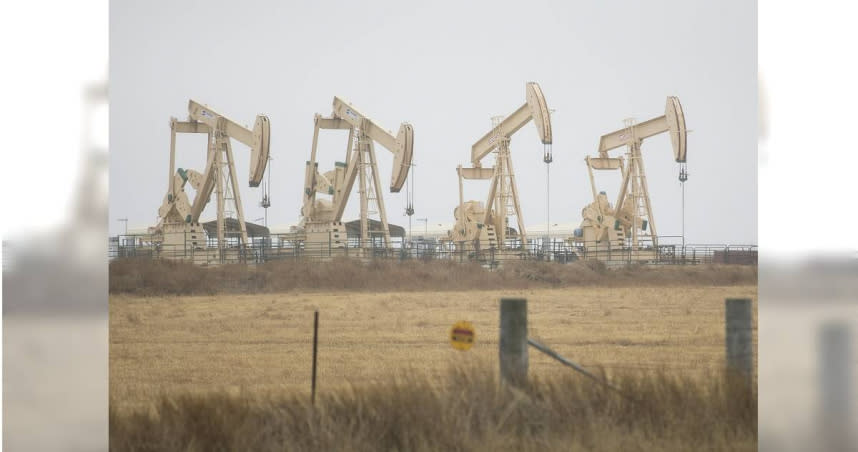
xmin=311 ymin=310 xmax=319 ymax=405
xmin=499 ymin=298 xmax=528 ymax=386
xmin=725 ymin=298 xmax=753 ymax=381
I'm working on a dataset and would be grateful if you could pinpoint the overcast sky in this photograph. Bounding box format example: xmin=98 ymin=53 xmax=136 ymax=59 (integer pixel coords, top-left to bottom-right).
xmin=110 ymin=0 xmax=756 ymax=244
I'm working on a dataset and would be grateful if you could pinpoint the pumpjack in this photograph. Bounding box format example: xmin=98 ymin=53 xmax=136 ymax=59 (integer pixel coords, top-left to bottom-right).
xmin=447 ymin=82 xmax=553 ymax=252
xmin=300 ymin=97 xmax=414 ymax=250
xmin=151 ymin=100 xmax=270 ymax=257
xmin=572 ymin=96 xmax=687 ymax=258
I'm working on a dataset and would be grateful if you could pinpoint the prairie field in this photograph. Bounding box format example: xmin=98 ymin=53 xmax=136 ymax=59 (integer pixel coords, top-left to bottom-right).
xmin=109 ymin=260 xmax=757 ymax=450
xmin=110 ymin=285 xmax=756 ymax=411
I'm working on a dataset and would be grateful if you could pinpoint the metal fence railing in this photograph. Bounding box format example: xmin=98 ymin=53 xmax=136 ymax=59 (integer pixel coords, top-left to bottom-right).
xmin=109 ymin=233 xmax=757 ymax=267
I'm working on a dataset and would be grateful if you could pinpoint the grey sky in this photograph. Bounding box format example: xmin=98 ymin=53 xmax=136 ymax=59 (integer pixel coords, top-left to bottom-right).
xmin=110 ymin=0 xmax=756 ymax=244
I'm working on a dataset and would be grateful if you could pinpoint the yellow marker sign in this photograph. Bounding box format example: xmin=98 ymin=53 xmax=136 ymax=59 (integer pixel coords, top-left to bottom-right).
xmin=450 ymin=321 xmax=476 ymax=351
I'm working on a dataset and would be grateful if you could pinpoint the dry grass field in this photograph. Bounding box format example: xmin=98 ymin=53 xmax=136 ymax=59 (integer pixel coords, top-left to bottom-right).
xmin=110 ymin=285 xmax=756 ymax=412
xmin=109 ymin=260 xmax=757 ymax=450
xmin=111 ymin=365 xmax=756 ymax=451
xmin=109 ymin=257 xmax=756 ymax=295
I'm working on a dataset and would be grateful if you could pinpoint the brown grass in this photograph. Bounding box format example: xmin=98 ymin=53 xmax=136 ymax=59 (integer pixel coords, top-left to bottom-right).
xmin=109 ymin=257 xmax=756 ymax=296
xmin=110 ymin=363 xmax=756 ymax=451
xmin=110 ymin=287 xmax=757 ymax=411
xmin=109 ymin=262 xmax=757 ymax=450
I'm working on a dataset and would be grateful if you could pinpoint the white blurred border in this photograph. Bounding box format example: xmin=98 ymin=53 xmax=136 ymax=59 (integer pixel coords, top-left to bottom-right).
xmin=759 ymin=0 xmax=858 ymax=255
xmin=1 ymin=1 xmax=856 ymax=450
xmin=760 ymin=3 xmax=858 ymax=450
xmin=1 ymin=1 xmax=108 ymax=450
xmin=0 ymin=0 xmax=108 ymax=238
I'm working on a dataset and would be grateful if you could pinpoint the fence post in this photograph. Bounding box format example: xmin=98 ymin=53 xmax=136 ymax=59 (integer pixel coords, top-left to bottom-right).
xmin=725 ymin=298 xmax=753 ymax=381
xmin=818 ymin=322 xmax=853 ymax=451
xmin=311 ymin=310 xmax=319 ymax=405
xmin=499 ymin=298 xmax=528 ymax=386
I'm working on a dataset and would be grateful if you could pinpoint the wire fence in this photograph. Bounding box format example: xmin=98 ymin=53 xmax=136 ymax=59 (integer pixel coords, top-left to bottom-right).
xmin=108 ymin=233 xmax=757 ymax=267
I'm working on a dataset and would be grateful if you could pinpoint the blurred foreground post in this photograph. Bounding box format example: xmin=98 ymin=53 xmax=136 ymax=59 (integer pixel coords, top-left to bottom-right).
xmin=499 ymin=298 xmax=528 ymax=386
xmin=818 ymin=322 xmax=853 ymax=451
xmin=725 ymin=298 xmax=753 ymax=382
xmin=311 ymin=311 xmax=319 ymax=405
